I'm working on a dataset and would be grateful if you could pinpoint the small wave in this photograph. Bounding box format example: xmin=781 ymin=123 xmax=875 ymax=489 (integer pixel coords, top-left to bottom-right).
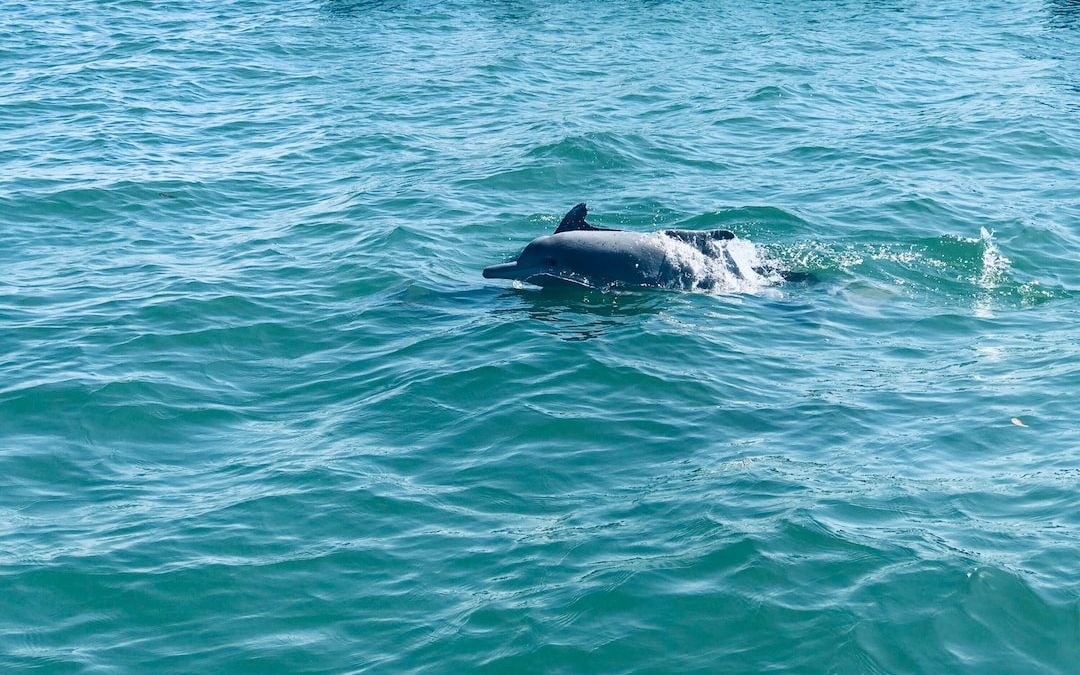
xmin=746 ymin=84 xmax=786 ymax=102
xmin=674 ymin=206 xmax=811 ymax=236
xmin=765 ymin=230 xmax=1068 ymax=310
xmin=522 ymin=132 xmax=648 ymax=172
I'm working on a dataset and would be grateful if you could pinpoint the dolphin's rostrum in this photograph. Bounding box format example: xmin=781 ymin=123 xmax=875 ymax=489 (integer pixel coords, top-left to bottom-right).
xmin=483 ymin=203 xmax=747 ymax=290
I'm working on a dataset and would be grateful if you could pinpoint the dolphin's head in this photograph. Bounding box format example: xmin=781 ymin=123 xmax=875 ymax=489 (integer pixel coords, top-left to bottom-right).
xmin=482 ymin=235 xmax=584 ymax=287
xmin=483 ymin=204 xmax=633 ymax=288
xmin=483 ymin=231 xmax=664 ymax=289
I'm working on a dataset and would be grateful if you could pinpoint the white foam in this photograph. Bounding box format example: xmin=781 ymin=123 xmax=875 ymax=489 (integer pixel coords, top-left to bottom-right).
xmin=977 ymin=227 xmax=1010 ymax=289
xmin=972 ymin=228 xmax=1011 ymax=317
xmin=653 ymin=233 xmax=783 ymax=295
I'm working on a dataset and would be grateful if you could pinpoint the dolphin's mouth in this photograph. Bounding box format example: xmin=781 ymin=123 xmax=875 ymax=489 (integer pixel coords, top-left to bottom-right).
xmin=483 ymin=262 xmax=594 ymax=289
xmin=522 ymin=273 xmax=594 ymax=289
xmin=482 ymin=261 xmax=523 ymax=280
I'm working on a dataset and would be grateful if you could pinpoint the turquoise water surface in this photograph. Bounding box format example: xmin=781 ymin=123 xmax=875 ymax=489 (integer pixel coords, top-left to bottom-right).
xmin=2 ymin=0 xmax=1079 ymax=671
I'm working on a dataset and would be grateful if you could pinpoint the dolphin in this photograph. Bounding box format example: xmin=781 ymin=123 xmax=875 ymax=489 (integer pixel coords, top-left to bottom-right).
xmin=483 ymin=203 xmax=760 ymax=290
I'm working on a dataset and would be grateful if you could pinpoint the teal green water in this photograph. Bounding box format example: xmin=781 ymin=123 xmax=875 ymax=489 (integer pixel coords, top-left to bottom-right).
xmin=3 ymin=0 xmax=1080 ymax=671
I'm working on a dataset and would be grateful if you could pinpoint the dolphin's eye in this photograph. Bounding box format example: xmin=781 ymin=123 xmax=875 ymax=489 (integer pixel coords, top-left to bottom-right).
xmin=545 ymin=257 xmax=557 ymax=268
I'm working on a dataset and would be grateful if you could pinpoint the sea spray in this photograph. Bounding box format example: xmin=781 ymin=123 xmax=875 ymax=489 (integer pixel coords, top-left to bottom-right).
xmin=654 ymin=233 xmax=784 ymax=295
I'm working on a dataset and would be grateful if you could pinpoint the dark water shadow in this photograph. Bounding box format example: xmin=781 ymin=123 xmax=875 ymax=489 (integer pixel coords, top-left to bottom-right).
xmin=494 ymin=286 xmax=671 ymax=341
xmin=1046 ymin=0 xmax=1080 ymax=28
xmin=389 ymin=281 xmax=670 ymax=341
xmin=323 ymin=0 xmax=394 ymax=16
xmin=322 ymin=0 xmax=450 ymax=17
xmin=322 ymin=0 xmax=539 ymax=20
xmin=321 ymin=0 xmax=702 ymax=23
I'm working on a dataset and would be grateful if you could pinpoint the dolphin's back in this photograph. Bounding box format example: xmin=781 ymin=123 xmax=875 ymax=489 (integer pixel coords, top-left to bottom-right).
xmin=484 ymin=209 xmax=748 ymax=289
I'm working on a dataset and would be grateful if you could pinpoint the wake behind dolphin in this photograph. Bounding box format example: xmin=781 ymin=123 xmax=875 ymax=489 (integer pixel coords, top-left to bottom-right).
xmin=483 ymin=203 xmax=784 ymax=293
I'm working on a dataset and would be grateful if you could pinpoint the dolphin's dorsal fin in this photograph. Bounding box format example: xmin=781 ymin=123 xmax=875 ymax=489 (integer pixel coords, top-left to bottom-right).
xmin=554 ymin=203 xmax=619 ymax=234
xmin=555 ymin=203 xmax=590 ymax=233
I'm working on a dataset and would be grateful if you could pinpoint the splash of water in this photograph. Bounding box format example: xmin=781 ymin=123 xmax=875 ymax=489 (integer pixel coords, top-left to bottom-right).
xmin=973 ymin=227 xmax=1011 ymax=317
xmin=653 ymin=233 xmax=784 ymax=295
xmin=976 ymin=227 xmax=1011 ymax=289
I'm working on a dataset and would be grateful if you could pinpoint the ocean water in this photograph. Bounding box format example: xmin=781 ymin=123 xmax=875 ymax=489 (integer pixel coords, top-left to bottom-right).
xmin=2 ymin=0 xmax=1079 ymax=671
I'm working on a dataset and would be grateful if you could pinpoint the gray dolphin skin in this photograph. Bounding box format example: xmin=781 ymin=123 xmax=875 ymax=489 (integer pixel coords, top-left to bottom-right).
xmin=482 ymin=203 xmax=738 ymax=289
